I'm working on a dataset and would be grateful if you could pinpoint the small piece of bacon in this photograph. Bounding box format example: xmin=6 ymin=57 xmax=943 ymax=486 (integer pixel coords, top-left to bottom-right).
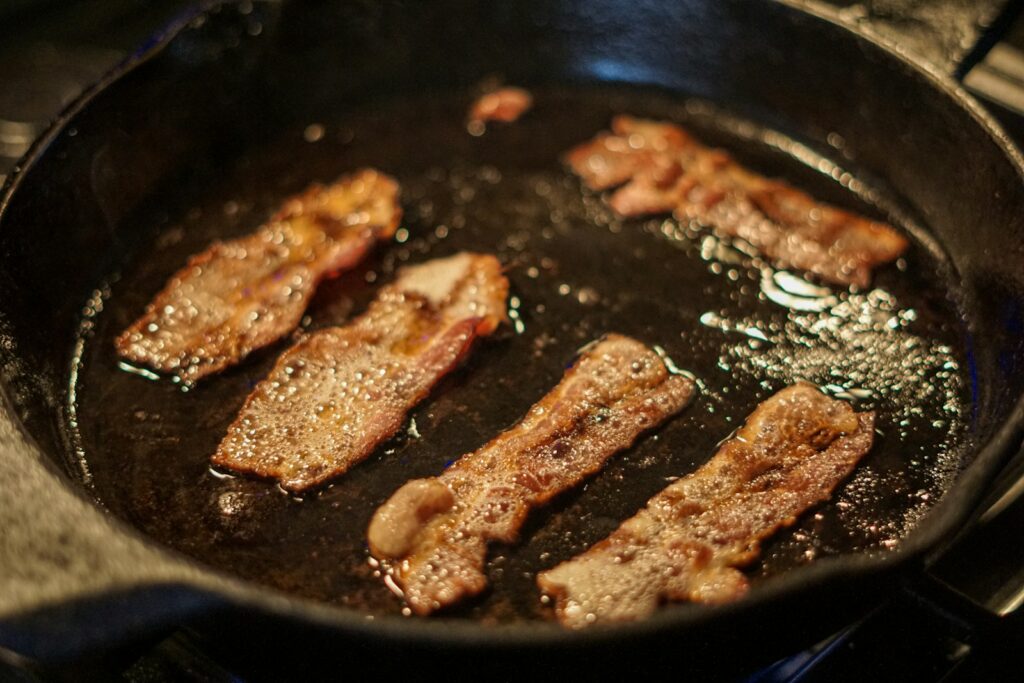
xmin=367 ymin=335 xmax=695 ymax=614
xmin=211 ymin=252 xmax=508 ymax=492
xmin=116 ymin=169 xmax=401 ymax=384
xmin=566 ymin=117 xmax=692 ymax=191
xmin=468 ymin=87 xmax=533 ymax=129
xmin=537 ymin=382 xmax=875 ymax=628
xmin=567 ymin=116 xmax=907 ymax=287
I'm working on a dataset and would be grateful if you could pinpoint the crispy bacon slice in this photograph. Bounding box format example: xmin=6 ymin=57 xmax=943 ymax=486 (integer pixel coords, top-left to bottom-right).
xmin=468 ymin=87 xmax=534 ymax=127
xmin=115 ymin=169 xmax=401 ymax=384
xmin=537 ymin=382 xmax=875 ymax=628
xmin=566 ymin=116 xmax=907 ymax=287
xmin=211 ymin=252 xmax=508 ymax=492
xmin=367 ymin=335 xmax=695 ymax=614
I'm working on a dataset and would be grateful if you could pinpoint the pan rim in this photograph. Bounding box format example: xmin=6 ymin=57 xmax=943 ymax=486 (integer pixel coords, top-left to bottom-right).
xmin=1 ymin=0 xmax=1023 ymax=650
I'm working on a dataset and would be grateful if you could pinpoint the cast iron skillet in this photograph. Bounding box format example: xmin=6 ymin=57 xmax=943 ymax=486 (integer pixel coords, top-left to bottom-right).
xmin=2 ymin=0 xmax=1024 ymax=675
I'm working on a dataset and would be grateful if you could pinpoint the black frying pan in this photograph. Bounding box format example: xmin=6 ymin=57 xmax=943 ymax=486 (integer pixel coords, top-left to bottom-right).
xmin=2 ymin=0 xmax=1024 ymax=676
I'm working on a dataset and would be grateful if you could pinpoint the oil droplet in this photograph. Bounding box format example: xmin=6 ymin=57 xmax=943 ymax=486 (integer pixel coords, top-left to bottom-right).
xmin=116 ymin=361 xmax=160 ymax=381
xmin=760 ymin=269 xmax=837 ymax=311
xmin=698 ymin=311 xmax=769 ymax=342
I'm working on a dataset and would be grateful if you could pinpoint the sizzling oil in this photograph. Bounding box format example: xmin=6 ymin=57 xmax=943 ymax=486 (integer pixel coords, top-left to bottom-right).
xmin=68 ymin=86 xmax=971 ymax=623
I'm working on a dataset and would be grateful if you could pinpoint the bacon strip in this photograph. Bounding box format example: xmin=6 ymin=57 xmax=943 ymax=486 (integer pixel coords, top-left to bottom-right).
xmin=211 ymin=252 xmax=508 ymax=492
xmin=537 ymin=382 xmax=875 ymax=628
xmin=566 ymin=116 xmax=907 ymax=287
xmin=468 ymin=87 xmax=533 ymax=127
xmin=367 ymin=335 xmax=695 ymax=614
xmin=116 ymin=169 xmax=401 ymax=384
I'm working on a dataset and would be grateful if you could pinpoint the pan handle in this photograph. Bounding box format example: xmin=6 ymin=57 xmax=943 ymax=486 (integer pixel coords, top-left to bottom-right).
xmin=0 ymin=393 xmax=223 ymax=663
xmin=815 ymin=0 xmax=1024 ymax=79
xmin=896 ymin=443 xmax=1024 ymax=643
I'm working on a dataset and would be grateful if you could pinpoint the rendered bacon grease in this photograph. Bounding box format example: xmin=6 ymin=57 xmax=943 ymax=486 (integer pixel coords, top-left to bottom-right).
xmin=467 ymin=87 xmax=533 ymax=134
xmin=566 ymin=116 xmax=907 ymax=287
xmin=212 ymin=252 xmax=508 ymax=492
xmin=537 ymin=383 xmax=875 ymax=628
xmin=367 ymin=334 xmax=695 ymax=614
xmin=116 ymin=169 xmax=401 ymax=384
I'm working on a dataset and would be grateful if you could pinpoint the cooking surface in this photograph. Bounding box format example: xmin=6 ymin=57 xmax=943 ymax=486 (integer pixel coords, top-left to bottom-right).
xmin=67 ymin=86 xmax=971 ymax=622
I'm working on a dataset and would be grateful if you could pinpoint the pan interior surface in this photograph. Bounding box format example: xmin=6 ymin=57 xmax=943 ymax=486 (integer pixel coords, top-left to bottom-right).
xmin=66 ymin=84 xmax=973 ymax=624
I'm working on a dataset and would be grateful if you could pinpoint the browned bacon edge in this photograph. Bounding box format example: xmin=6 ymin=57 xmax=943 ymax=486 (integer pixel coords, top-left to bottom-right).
xmin=537 ymin=382 xmax=875 ymax=628
xmin=367 ymin=334 xmax=696 ymax=615
xmin=211 ymin=252 xmax=509 ymax=492
xmin=565 ymin=116 xmax=908 ymax=287
xmin=115 ymin=168 xmax=401 ymax=384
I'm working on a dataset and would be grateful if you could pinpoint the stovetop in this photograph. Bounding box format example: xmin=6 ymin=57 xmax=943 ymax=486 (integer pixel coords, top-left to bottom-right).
xmin=1 ymin=1 xmax=1024 ymax=680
